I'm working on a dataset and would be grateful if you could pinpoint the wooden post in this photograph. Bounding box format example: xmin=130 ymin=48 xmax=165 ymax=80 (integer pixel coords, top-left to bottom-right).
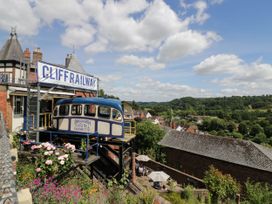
xmin=236 ymin=194 xmax=240 ymax=204
xmin=132 ymin=152 xmax=136 ymax=184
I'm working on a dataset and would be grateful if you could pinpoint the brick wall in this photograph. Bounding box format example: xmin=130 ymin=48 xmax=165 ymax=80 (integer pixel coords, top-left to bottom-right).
xmin=75 ymin=91 xmax=96 ymax=97
xmin=0 ymin=86 xmax=12 ymax=130
xmin=163 ymin=147 xmax=272 ymax=185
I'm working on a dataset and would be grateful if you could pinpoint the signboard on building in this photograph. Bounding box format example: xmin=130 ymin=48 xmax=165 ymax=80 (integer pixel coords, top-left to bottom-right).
xmin=37 ymin=62 xmax=98 ymax=91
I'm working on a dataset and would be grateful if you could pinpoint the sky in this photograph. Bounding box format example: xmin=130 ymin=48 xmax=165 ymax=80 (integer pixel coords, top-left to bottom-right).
xmin=0 ymin=0 xmax=272 ymax=102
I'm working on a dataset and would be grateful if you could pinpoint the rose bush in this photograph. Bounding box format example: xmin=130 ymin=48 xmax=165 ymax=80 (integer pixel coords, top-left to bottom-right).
xmin=31 ymin=142 xmax=75 ymax=178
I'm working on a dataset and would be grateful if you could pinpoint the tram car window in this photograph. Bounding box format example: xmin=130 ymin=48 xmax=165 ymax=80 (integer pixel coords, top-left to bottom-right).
xmin=84 ymin=104 xmax=96 ymax=117
xmin=59 ymin=105 xmax=69 ymax=116
xmin=98 ymin=106 xmax=111 ymax=119
xmin=71 ymin=104 xmax=82 ymax=115
xmin=112 ymin=109 xmax=122 ymax=121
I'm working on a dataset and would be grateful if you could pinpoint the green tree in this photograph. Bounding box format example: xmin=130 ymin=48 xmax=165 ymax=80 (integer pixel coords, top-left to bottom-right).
xmin=238 ymin=122 xmax=249 ymax=135
xmin=250 ymin=124 xmax=264 ymax=137
xmin=244 ymin=181 xmax=272 ymax=204
xmin=253 ymin=133 xmax=267 ymax=144
xmin=203 ymin=166 xmax=240 ymax=203
xmin=135 ymin=121 xmax=165 ymax=162
xmin=227 ymin=121 xmax=236 ymax=132
xmin=264 ymin=125 xmax=272 ymax=138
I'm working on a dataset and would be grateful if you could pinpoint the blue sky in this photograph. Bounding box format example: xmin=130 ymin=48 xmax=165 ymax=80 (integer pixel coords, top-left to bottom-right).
xmin=0 ymin=0 xmax=272 ymax=101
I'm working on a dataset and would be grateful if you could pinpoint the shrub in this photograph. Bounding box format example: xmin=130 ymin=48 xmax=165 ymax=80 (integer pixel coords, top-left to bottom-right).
xmin=203 ymin=166 xmax=240 ymax=202
xmin=16 ymin=162 xmax=36 ymax=189
xmin=31 ymin=142 xmax=75 ymax=178
xmin=139 ymin=189 xmax=156 ymax=204
xmin=243 ymin=180 xmax=272 ymax=204
xmin=32 ymin=177 xmax=81 ymax=203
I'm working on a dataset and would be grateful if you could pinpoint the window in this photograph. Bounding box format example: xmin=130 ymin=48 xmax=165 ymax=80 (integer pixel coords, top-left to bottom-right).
xmin=84 ymin=104 xmax=96 ymax=117
xmin=53 ymin=107 xmax=58 ymax=116
xmin=14 ymin=96 xmax=24 ymax=115
xmin=59 ymin=105 xmax=69 ymax=116
xmin=112 ymin=109 xmax=122 ymax=121
xmin=98 ymin=106 xmax=110 ymax=119
xmin=71 ymin=104 xmax=82 ymax=115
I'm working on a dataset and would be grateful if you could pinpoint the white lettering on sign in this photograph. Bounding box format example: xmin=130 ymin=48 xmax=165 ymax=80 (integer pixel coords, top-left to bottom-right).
xmin=37 ymin=62 xmax=98 ymax=91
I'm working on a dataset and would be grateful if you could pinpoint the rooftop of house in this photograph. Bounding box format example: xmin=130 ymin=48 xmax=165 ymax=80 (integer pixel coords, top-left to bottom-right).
xmin=0 ymin=30 xmax=23 ymax=62
xmin=66 ymin=53 xmax=88 ymax=75
xmin=159 ymin=129 xmax=272 ymax=172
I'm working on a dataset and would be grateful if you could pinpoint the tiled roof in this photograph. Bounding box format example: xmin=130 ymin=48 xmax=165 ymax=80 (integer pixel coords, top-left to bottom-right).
xmin=159 ymin=129 xmax=272 ymax=172
xmin=0 ymin=32 xmax=23 ymax=62
xmin=66 ymin=54 xmax=88 ymax=75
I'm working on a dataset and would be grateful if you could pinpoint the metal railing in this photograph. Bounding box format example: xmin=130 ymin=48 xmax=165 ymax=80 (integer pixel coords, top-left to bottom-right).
xmin=124 ymin=119 xmax=136 ymax=136
xmin=0 ymin=112 xmax=18 ymax=203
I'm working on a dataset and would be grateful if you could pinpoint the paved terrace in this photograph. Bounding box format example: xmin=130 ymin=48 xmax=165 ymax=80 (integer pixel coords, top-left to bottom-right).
xmin=0 ymin=113 xmax=18 ymax=204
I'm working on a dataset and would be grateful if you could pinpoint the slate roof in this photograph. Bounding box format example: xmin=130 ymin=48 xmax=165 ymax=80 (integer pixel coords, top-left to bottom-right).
xmin=0 ymin=31 xmax=23 ymax=62
xmin=66 ymin=54 xmax=88 ymax=75
xmin=159 ymin=129 xmax=272 ymax=172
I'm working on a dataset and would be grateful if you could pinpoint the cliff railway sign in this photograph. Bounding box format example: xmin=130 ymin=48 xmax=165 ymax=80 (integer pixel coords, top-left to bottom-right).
xmin=37 ymin=61 xmax=98 ymax=91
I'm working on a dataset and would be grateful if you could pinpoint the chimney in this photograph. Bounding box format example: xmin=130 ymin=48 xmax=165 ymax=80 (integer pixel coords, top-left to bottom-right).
xmin=65 ymin=54 xmax=71 ymax=67
xmin=32 ymin=47 xmax=43 ymax=67
xmin=23 ymin=48 xmax=31 ymax=64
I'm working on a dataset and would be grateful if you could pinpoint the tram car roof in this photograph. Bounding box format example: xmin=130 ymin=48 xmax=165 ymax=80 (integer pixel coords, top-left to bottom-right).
xmin=56 ymin=97 xmax=123 ymax=113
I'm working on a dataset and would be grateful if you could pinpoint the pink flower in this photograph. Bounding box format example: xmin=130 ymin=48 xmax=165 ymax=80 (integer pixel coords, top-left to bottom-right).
xmin=47 ymin=146 xmax=52 ymax=151
xmin=55 ymin=152 xmax=60 ymax=156
xmin=44 ymin=151 xmax=49 ymax=156
xmin=60 ymin=160 xmax=65 ymax=165
xmin=45 ymin=160 xmax=53 ymax=165
xmin=36 ymin=167 xmax=42 ymax=172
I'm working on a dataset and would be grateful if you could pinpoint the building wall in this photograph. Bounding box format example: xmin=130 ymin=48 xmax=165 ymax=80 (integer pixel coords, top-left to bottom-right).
xmin=75 ymin=90 xmax=96 ymax=97
xmin=163 ymin=147 xmax=272 ymax=185
xmin=0 ymin=85 xmax=12 ymax=130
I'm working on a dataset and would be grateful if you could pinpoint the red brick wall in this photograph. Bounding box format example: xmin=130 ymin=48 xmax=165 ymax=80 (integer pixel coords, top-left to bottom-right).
xmin=75 ymin=91 xmax=96 ymax=97
xmin=0 ymin=86 xmax=12 ymax=130
xmin=163 ymin=147 xmax=272 ymax=185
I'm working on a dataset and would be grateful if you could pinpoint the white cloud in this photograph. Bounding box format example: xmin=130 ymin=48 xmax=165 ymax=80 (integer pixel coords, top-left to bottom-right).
xmin=99 ymin=74 xmax=122 ymax=83
xmin=209 ymin=0 xmax=224 ymax=5
xmin=117 ymin=55 xmax=165 ymax=70
xmin=158 ymin=30 xmax=221 ymax=62
xmin=85 ymin=58 xmax=94 ymax=65
xmin=196 ymin=54 xmax=272 ymax=96
xmin=103 ymin=77 xmax=210 ymax=101
xmin=33 ymin=0 xmax=88 ymax=26
xmin=84 ymin=38 xmax=108 ymax=55
xmin=193 ymin=1 xmax=210 ymax=24
xmin=61 ymin=25 xmax=96 ymax=48
xmin=194 ymin=54 xmax=243 ymax=74
xmin=0 ymin=0 xmax=39 ymax=35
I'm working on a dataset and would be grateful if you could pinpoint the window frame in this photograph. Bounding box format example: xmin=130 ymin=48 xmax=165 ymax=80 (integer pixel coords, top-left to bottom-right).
xmin=13 ymin=95 xmax=24 ymax=116
xmin=98 ymin=105 xmax=111 ymax=119
xmin=84 ymin=104 xmax=97 ymax=117
xmin=71 ymin=104 xmax=82 ymax=116
xmin=111 ymin=108 xmax=123 ymax=122
xmin=59 ymin=104 xmax=70 ymax=116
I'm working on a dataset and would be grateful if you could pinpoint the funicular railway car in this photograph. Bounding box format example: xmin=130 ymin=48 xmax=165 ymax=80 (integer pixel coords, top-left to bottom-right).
xmin=52 ymin=97 xmax=136 ymax=138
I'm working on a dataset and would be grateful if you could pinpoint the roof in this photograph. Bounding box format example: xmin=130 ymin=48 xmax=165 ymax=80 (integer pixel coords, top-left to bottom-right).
xmin=66 ymin=54 xmax=88 ymax=75
xmin=56 ymin=97 xmax=123 ymax=113
xmin=159 ymin=129 xmax=272 ymax=172
xmin=0 ymin=31 xmax=23 ymax=62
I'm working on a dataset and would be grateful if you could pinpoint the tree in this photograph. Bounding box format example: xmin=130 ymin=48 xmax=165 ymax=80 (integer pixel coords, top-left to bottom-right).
xmin=135 ymin=121 xmax=165 ymax=162
xmin=203 ymin=166 xmax=240 ymax=203
xmin=227 ymin=121 xmax=236 ymax=132
xmin=238 ymin=122 xmax=249 ymax=135
xmin=250 ymin=124 xmax=264 ymax=137
xmin=253 ymin=133 xmax=267 ymax=144
xmin=264 ymin=125 xmax=272 ymax=138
